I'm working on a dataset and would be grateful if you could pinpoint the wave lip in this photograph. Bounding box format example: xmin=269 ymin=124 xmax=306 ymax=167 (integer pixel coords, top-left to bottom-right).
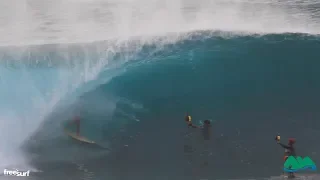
xmin=1 ymin=0 xmax=320 ymax=46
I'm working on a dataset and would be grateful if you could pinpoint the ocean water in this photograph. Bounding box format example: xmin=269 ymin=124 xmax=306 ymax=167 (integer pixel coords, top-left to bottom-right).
xmin=0 ymin=0 xmax=320 ymax=180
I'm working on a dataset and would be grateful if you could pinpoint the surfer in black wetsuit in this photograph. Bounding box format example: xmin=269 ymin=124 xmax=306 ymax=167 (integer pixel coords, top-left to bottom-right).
xmin=276 ymin=137 xmax=296 ymax=178
xmin=184 ymin=114 xmax=213 ymax=136
xmin=184 ymin=114 xmax=213 ymax=165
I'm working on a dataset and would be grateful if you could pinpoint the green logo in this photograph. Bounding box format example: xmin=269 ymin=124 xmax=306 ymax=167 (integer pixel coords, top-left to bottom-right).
xmin=284 ymin=156 xmax=317 ymax=172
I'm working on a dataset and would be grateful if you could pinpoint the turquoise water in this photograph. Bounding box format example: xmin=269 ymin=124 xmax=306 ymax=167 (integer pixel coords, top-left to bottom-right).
xmin=1 ymin=32 xmax=320 ymax=180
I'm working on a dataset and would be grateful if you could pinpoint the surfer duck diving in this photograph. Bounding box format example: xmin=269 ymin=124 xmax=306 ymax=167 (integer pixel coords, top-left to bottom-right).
xmin=275 ymin=135 xmax=296 ymax=178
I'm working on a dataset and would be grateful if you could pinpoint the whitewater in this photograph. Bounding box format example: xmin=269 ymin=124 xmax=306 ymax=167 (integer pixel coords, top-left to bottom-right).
xmin=0 ymin=0 xmax=320 ymax=179
xmin=0 ymin=0 xmax=319 ymax=45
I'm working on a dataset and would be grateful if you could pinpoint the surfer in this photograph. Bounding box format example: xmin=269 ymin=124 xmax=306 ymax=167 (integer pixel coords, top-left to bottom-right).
xmin=276 ymin=136 xmax=296 ymax=178
xmin=185 ymin=113 xmax=213 ymax=137
xmin=69 ymin=116 xmax=81 ymax=136
xmin=277 ymin=138 xmax=296 ymax=160
xmin=184 ymin=115 xmax=212 ymax=165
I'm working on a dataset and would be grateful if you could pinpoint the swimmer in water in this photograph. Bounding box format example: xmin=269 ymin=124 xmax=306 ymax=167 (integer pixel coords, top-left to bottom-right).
xmin=184 ymin=114 xmax=213 ymax=167
xmin=184 ymin=114 xmax=213 ymax=137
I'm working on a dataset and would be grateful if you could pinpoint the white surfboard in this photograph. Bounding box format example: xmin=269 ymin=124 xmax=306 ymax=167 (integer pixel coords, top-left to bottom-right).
xmin=64 ymin=129 xmax=95 ymax=144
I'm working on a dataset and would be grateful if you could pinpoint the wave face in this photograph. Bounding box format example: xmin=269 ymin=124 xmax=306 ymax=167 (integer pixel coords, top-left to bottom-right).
xmin=1 ymin=33 xmax=318 ymax=180
xmin=82 ymin=34 xmax=320 ymax=180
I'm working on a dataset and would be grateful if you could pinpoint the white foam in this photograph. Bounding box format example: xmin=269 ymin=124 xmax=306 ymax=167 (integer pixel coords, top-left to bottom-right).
xmin=0 ymin=44 xmax=127 ymax=172
xmin=0 ymin=0 xmax=319 ymax=46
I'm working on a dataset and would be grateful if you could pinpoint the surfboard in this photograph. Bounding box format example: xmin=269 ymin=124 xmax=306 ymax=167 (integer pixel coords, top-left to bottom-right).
xmin=64 ymin=129 xmax=95 ymax=144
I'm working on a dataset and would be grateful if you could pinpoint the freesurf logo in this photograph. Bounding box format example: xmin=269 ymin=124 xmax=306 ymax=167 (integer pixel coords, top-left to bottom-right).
xmin=3 ymin=169 xmax=30 ymax=176
xmin=284 ymin=156 xmax=317 ymax=172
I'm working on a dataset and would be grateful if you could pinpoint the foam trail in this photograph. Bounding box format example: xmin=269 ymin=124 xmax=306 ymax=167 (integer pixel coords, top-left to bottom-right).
xmin=0 ymin=0 xmax=319 ymax=45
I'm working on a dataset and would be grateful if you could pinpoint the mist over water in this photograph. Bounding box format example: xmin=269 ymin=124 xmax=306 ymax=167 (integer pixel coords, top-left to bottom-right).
xmin=0 ymin=0 xmax=319 ymax=45
xmin=0 ymin=43 xmax=131 ymax=170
